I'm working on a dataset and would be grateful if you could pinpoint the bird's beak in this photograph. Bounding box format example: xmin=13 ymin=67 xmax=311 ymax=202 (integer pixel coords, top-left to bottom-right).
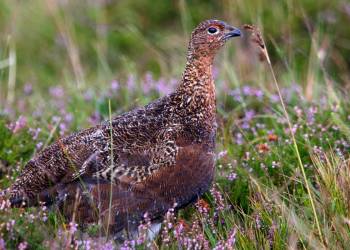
xmin=223 ymin=25 xmax=241 ymax=40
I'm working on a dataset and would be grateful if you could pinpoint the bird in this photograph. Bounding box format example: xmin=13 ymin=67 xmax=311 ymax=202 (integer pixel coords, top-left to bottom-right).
xmin=4 ymin=19 xmax=241 ymax=239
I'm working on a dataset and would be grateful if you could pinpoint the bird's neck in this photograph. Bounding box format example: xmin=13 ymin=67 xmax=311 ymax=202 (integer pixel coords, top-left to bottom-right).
xmin=175 ymin=55 xmax=216 ymax=121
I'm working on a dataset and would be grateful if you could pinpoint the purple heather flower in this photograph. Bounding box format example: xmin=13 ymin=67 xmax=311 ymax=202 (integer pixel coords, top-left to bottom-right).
xmin=241 ymin=109 xmax=255 ymax=130
xmin=6 ymin=220 xmax=16 ymax=231
xmin=291 ymin=83 xmax=302 ymax=94
xmin=89 ymin=112 xmax=102 ymax=125
xmin=242 ymin=85 xmax=253 ymax=96
xmin=255 ymin=214 xmax=262 ymax=229
xmin=64 ymin=113 xmax=73 ymax=123
xmin=27 ymin=213 xmax=36 ymax=223
xmin=136 ymin=212 xmax=151 ymax=245
xmin=161 ymin=205 xmax=177 ymax=246
xmin=68 ymin=221 xmax=77 ymax=235
xmin=168 ymin=78 xmax=178 ymax=89
xmin=23 ymin=83 xmax=33 ymax=95
xmin=213 ymin=241 xmax=225 ymax=250
xmin=244 ymin=109 xmax=255 ymax=121
xmin=239 ymin=85 xmax=264 ymax=99
xmin=174 ymin=222 xmax=184 ymax=241
xmin=9 ymin=115 xmax=27 ymax=133
xmin=306 ymin=106 xmax=317 ymax=124
xmin=110 ymin=79 xmax=120 ymax=92
xmin=0 ymin=199 xmax=11 ymax=210
xmin=3 ymin=106 xmax=14 ymax=116
xmin=268 ymin=221 xmax=277 ymax=247
xmin=234 ymin=132 xmax=244 ymax=145
xmin=229 ymin=89 xmax=243 ymax=102
xmin=81 ymin=240 xmax=92 ymax=250
xmin=227 ymin=172 xmax=237 ymax=181
xmin=59 ymin=123 xmax=67 ymax=136
xmin=127 ymin=74 xmax=136 ymax=92
xmin=0 ymin=238 xmax=5 ymax=250
xmin=285 ymin=124 xmax=298 ymax=135
xmin=100 ymin=241 xmax=117 ymax=250
xmin=29 ymin=127 xmax=41 ymax=140
xmin=42 ymin=215 xmax=48 ymax=222
xmin=241 ymin=122 xmax=250 ymax=130
xmin=254 ymin=89 xmax=264 ymax=99
xmin=36 ymin=142 xmax=43 ymax=150
xmin=179 ymin=219 xmax=210 ymax=250
xmin=49 ymin=86 xmax=65 ymax=99
xmin=210 ymin=186 xmax=225 ymax=212
xmin=142 ymin=72 xmax=154 ymax=94
xmin=51 ymin=116 xmax=61 ymax=124
xmin=270 ymin=94 xmax=280 ymax=103
xmin=294 ymin=106 xmax=303 ymax=117
xmin=120 ymin=241 xmax=135 ymax=250
xmin=6 ymin=219 xmax=15 ymax=232
xmin=18 ymin=241 xmax=28 ymax=250
xmin=281 ymin=84 xmax=298 ymax=102
xmin=225 ymin=228 xmax=237 ymax=249
xmin=195 ymin=233 xmax=210 ymax=250
xmin=156 ymin=78 xmax=171 ymax=95
xmin=213 ymin=66 xmax=219 ymax=79
xmin=217 ymin=150 xmax=227 ymax=159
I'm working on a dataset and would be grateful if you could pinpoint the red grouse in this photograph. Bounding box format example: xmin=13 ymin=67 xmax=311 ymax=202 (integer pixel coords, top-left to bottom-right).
xmin=5 ymin=20 xmax=241 ymax=237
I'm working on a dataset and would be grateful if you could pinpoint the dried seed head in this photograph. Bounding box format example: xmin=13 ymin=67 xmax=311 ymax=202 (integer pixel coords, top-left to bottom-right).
xmin=243 ymin=24 xmax=270 ymax=64
xmin=243 ymin=25 xmax=264 ymax=49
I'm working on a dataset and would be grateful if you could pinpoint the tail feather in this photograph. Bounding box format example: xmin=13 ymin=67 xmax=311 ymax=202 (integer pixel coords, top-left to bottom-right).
xmin=0 ymin=188 xmax=24 ymax=207
xmin=6 ymin=184 xmax=59 ymax=207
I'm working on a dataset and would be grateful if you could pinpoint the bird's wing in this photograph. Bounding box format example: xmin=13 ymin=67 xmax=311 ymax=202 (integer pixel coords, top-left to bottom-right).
xmin=7 ymin=103 xmax=177 ymax=205
xmin=90 ymin=124 xmax=180 ymax=184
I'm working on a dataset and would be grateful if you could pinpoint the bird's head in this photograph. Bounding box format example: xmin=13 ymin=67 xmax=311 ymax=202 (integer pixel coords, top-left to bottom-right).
xmin=188 ymin=19 xmax=241 ymax=60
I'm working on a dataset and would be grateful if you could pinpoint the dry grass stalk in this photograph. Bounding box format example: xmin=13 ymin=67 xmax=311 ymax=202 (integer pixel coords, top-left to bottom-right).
xmin=243 ymin=24 xmax=270 ymax=64
xmin=243 ymin=23 xmax=325 ymax=246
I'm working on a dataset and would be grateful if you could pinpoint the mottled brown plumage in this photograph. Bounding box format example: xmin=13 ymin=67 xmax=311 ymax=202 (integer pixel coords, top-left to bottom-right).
xmin=5 ymin=19 xmax=241 ymax=237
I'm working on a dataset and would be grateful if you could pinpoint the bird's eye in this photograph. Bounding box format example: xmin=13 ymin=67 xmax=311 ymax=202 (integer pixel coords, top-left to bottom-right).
xmin=207 ymin=27 xmax=218 ymax=35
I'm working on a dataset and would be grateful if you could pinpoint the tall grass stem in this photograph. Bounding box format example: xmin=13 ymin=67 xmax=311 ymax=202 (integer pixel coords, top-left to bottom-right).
xmin=261 ymin=35 xmax=325 ymax=245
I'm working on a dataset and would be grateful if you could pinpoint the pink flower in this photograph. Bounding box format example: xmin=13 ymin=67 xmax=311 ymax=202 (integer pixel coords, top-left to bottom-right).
xmin=18 ymin=241 xmax=28 ymax=250
xmin=8 ymin=116 xmax=27 ymax=133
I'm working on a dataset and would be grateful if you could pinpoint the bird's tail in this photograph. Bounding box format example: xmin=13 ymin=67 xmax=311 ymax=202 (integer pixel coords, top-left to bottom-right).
xmin=3 ymin=159 xmax=49 ymax=207
xmin=0 ymin=187 xmax=24 ymax=207
xmin=3 ymin=184 xmax=58 ymax=207
xmin=0 ymin=185 xmax=28 ymax=207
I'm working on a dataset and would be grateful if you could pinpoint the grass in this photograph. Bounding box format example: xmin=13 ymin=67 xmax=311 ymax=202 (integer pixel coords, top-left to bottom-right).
xmin=0 ymin=0 xmax=350 ymax=249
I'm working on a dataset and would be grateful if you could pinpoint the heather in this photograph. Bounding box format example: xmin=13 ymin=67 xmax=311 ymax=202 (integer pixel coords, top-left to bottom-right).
xmin=0 ymin=0 xmax=350 ymax=249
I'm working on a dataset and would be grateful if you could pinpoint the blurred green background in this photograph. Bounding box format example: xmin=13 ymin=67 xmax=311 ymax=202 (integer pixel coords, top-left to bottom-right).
xmin=0 ymin=0 xmax=349 ymax=110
